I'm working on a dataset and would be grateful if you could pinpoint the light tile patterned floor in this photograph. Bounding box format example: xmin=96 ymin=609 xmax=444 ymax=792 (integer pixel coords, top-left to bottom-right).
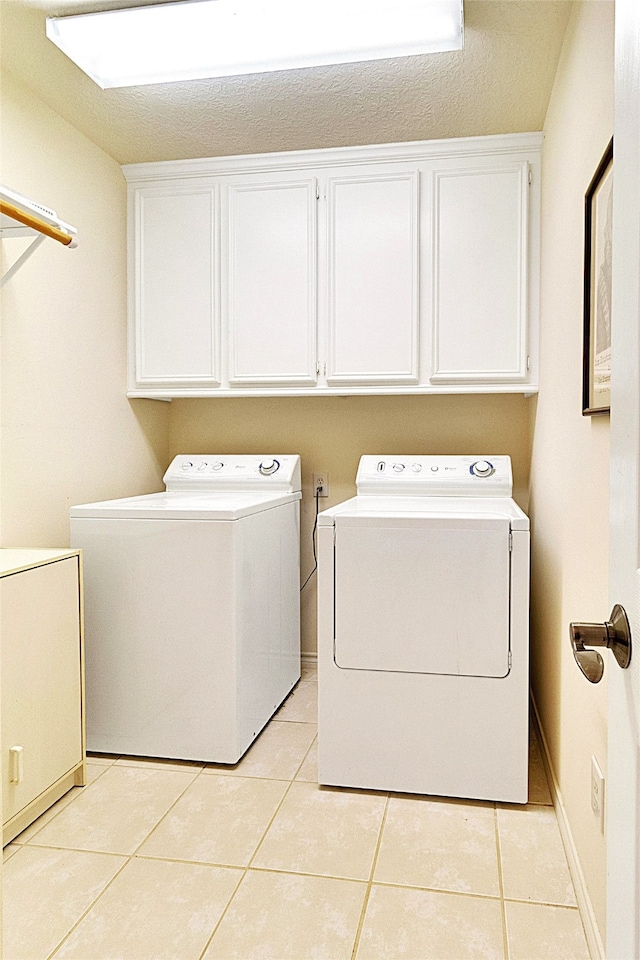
xmin=3 ymin=668 xmax=590 ymax=960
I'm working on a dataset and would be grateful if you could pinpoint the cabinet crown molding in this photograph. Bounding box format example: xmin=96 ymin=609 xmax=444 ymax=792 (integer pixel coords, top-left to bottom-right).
xmin=123 ymin=132 xmax=543 ymax=183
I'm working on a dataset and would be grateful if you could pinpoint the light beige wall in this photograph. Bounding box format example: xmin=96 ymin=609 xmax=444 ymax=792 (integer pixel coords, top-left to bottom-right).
xmin=0 ymin=70 xmax=169 ymax=546
xmin=530 ymin=1 xmax=613 ymax=942
xmin=170 ymin=393 xmax=533 ymax=655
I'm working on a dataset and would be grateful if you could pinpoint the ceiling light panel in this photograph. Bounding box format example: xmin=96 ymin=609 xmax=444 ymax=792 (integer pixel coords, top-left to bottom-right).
xmin=46 ymin=0 xmax=464 ymax=89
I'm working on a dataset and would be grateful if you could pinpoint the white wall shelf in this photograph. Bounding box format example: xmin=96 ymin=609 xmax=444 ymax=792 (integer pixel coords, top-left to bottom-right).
xmin=0 ymin=185 xmax=78 ymax=287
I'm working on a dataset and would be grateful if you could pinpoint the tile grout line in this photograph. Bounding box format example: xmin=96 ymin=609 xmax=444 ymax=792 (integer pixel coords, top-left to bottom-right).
xmin=45 ymin=852 xmax=133 ymax=960
xmin=195 ymin=687 xmax=317 ymax=957
xmin=125 ymin=766 xmax=203 ymax=860
xmin=197 ymin=743 xmax=310 ymax=959
xmin=290 ymin=730 xmax=318 ymax=782
xmin=245 ymin=775 xmax=298 ymax=870
xmin=494 ymin=803 xmax=510 ymax=960
xmin=355 ymin=877 xmax=504 ymax=903
xmin=196 ymin=865 xmax=248 ymax=960
xmin=240 ymin=684 xmax=318 ymax=869
xmin=22 ymin=840 xmax=579 ymax=911
xmin=350 ymin=792 xmax=391 ymax=960
xmin=502 ymin=898 xmax=586 ymax=911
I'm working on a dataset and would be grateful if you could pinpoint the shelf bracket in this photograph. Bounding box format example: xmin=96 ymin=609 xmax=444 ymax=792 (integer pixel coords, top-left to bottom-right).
xmin=1 ymin=234 xmax=46 ymax=288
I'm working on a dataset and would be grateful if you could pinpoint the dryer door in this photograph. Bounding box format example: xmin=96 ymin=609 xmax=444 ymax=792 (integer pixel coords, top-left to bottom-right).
xmin=334 ymin=515 xmax=511 ymax=677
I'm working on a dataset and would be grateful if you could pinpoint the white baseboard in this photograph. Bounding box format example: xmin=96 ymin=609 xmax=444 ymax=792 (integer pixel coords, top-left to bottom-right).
xmin=530 ymin=694 xmax=605 ymax=960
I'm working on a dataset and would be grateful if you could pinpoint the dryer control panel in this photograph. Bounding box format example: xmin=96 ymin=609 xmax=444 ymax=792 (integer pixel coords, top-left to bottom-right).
xmin=164 ymin=455 xmax=301 ymax=493
xmin=356 ymin=455 xmax=512 ymax=497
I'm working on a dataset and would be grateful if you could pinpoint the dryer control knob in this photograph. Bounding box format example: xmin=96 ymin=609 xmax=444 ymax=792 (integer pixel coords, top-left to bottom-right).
xmin=181 ymin=462 xmax=194 ymax=471
xmin=259 ymin=459 xmax=280 ymax=476
xmin=471 ymin=460 xmax=494 ymax=477
xmin=211 ymin=462 xmax=224 ymax=471
xmin=393 ymin=463 xmax=405 ymax=473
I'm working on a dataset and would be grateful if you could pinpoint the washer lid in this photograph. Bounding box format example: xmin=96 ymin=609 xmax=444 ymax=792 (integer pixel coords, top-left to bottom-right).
xmin=70 ymin=489 xmax=301 ymax=520
xmin=318 ymin=495 xmax=529 ymax=530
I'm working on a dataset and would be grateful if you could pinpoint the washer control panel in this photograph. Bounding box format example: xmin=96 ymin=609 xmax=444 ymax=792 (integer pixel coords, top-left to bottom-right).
xmin=356 ymin=456 xmax=512 ymax=497
xmin=164 ymin=455 xmax=301 ymax=492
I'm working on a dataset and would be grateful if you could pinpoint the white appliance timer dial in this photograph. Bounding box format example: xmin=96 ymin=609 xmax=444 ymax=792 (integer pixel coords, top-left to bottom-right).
xmin=259 ymin=459 xmax=280 ymax=476
xmin=471 ymin=460 xmax=494 ymax=477
xmin=393 ymin=463 xmax=405 ymax=473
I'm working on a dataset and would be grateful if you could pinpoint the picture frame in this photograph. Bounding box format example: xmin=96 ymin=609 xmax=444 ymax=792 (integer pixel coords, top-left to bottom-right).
xmin=582 ymin=137 xmax=613 ymax=415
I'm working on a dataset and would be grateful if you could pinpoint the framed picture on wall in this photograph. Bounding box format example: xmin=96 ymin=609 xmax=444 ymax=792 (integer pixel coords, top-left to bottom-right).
xmin=582 ymin=137 xmax=613 ymax=415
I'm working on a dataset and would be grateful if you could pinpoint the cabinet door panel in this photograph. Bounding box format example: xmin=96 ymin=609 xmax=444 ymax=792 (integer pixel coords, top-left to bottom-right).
xmin=136 ymin=187 xmax=219 ymax=384
xmin=432 ymin=163 xmax=529 ymax=382
xmin=2 ymin=558 xmax=82 ymax=820
xmin=228 ymin=179 xmax=317 ymax=385
xmin=327 ymin=172 xmax=420 ymax=384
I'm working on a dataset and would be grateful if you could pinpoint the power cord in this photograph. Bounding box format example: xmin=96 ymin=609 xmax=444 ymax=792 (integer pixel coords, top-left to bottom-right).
xmin=300 ymin=487 xmax=320 ymax=592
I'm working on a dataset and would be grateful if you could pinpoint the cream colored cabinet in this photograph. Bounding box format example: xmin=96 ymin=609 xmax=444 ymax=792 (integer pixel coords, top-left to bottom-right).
xmin=1 ymin=550 xmax=85 ymax=845
xmin=124 ymin=132 xmax=541 ymax=398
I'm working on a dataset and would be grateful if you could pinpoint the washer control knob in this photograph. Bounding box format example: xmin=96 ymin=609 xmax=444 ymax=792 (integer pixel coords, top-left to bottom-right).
xmin=197 ymin=462 xmax=208 ymax=471
xmin=211 ymin=462 xmax=224 ymax=471
xmin=259 ymin=459 xmax=280 ymax=476
xmin=393 ymin=463 xmax=405 ymax=473
xmin=471 ymin=460 xmax=494 ymax=478
xmin=181 ymin=462 xmax=194 ymax=471
xmin=412 ymin=463 xmax=422 ymax=473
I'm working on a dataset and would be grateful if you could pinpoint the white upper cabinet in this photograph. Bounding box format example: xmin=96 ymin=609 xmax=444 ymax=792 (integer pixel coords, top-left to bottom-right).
xmin=325 ymin=170 xmax=420 ymax=385
xmin=227 ymin=175 xmax=318 ymax=386
xmin=124 ymin=133 xmax=541 ymax=398
xmin=431 ymin=160 xmax=530 ymax=383
xmin=132 ymin=184 xmax=220 ymax=390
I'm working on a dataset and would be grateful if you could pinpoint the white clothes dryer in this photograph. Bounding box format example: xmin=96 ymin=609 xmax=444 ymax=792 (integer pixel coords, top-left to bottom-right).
xmin=317 ymin=455 xmax=530 ymax=803
xmin=71 ymin=455 xmax=301 ymax=763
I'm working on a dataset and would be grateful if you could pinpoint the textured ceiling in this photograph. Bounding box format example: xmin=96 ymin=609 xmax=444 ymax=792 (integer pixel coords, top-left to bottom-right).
xmin=0 ymin=0 xmax=574 ymax=165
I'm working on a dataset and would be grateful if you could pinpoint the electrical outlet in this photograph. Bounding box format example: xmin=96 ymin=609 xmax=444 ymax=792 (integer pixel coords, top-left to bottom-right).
xmin=313 ymin=473 xmax=329 ymax=497
xmin=591 ymin=756 xmax=605 ymax=833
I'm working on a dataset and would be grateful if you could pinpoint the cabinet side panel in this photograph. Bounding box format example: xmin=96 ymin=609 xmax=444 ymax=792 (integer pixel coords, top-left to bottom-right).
xmin=1 ymin=558 xmax=82 ymax=823
xmin=228 ymin=180 xmax=317 ymax=384
xmin=327 ymin=172 xmax=420 ymax=383
xmin=138 ymin=189 xmax=217 ymax=381
xmin=432 ymin=164 xmax=528 ymax=381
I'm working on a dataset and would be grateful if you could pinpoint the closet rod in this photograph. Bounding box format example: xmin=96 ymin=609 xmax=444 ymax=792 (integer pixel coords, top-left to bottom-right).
xmin=0 ymin=198 xmax=77 ymax=246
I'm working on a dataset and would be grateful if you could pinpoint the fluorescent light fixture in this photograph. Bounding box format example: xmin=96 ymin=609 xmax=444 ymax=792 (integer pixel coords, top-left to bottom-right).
xmin=46 ymin=0 xmax=464 ymax=89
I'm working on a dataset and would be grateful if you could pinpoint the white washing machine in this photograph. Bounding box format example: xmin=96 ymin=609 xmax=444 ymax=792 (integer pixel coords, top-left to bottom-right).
xmin=70 ymin=454 xmax=301 ymax=763
xmin=317 ymin=455 xmax=530 ymax=803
